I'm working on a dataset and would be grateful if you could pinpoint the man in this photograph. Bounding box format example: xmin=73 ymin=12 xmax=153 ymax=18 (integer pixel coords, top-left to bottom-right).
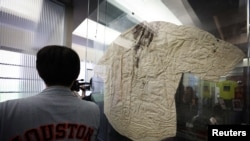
xmin=0 ymin=45 xmax=100 ymax=141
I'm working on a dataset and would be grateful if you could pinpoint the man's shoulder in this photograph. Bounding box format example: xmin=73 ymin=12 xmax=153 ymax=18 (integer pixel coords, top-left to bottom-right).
xmin=0 ymin=95 xmax=38 ymax=109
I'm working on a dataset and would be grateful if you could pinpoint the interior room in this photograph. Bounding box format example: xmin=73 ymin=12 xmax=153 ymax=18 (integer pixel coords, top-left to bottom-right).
xmin=0 ymin=0 xmax=249 ymax=140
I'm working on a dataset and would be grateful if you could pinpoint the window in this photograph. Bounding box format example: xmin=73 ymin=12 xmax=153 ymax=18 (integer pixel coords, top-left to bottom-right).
xmin=0 ymin=0 xmax=66 ymax=102
xmin=0 ymin=49 xmax=44 ymax=102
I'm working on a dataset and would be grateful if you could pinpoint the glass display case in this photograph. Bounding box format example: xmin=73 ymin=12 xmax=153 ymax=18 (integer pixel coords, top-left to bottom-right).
xmin=71 ymin=0 xmax=250 ymax=140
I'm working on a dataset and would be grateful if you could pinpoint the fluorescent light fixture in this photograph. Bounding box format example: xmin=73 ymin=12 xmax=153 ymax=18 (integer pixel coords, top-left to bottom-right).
xmin=1 ymin=0 xmax=43 ymax=22
xmin=108 ymin=0 xmax=182 ymax=25
xmin=73 ymin=18 xmax=121 ymax=45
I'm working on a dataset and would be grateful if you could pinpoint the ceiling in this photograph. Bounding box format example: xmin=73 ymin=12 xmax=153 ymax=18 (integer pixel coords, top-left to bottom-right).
xmin=188 ymin=0 xmax=247 ymax=43
xmin=55 ymin=0 xmax=249 ymax=54
xmin=163 ymin=0 xmax=248 ymax=54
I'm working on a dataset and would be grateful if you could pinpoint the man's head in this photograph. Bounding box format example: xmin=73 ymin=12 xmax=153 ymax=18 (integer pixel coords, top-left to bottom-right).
xmin=36 ymin=45 xmax=80 ymax=87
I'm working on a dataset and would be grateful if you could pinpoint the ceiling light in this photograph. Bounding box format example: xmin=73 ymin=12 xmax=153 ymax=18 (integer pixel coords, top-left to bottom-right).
xmin=73 ymin=18 xmax=121 ymax=45
xmin=108 ymin=0 xmax=182 ymax=25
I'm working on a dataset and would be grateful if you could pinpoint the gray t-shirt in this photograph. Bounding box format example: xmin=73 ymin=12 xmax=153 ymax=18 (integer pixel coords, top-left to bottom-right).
xmin=0 ymin=86 xmax=100 ymax=141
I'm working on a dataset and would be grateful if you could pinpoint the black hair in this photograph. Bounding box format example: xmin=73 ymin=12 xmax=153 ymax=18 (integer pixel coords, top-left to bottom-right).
xmin=36 ymin=45 xmax=80 ymax=87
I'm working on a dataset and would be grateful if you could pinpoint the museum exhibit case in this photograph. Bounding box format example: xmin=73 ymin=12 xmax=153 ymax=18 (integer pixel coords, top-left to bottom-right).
xmin=71 ymin=0 xmax=250 ymax=140
xmin=0 ymin=0 xmax=249 ymax=141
